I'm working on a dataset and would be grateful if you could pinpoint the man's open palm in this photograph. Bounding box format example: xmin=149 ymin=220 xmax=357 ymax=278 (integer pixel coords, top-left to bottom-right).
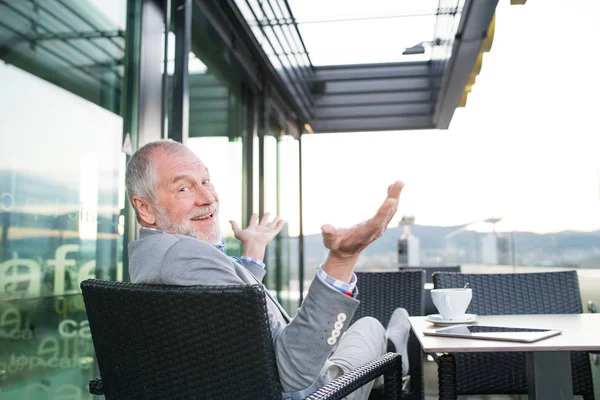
xmin=230 ymin=213 xmax=285 ymax=247
xmin=321 ymin=181 xmax=404 ymax=258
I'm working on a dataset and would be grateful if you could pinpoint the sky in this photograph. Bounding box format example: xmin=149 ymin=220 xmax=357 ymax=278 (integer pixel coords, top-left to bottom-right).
xmin=299 ymin=0 xmax=600 ymax=235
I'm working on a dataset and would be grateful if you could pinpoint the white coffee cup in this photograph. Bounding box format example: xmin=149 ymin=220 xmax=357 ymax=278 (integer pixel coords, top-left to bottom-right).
xmin=431 ymin=288 xmax=472 ymax=321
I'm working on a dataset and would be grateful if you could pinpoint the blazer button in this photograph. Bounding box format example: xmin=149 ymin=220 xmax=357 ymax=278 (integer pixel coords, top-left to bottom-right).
xmin=327 ymin=337 xmax=337 ymax=346
xmin=334 ymin=321 xmax=344 ymax=330
xmin=337 ymin=313 xmax=347 ymax=322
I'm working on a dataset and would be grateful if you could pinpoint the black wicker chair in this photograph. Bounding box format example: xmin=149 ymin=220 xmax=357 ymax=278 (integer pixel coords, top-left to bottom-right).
xmin=81 ymin=279 xmax=403 ymax=400
xmin=353 ymin=270 xmax=426 ymax=400
xmin=432 ymin=271 xmax=595 ymax=400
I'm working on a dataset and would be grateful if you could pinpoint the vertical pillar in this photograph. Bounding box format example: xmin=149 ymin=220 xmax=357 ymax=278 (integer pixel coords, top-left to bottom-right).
xmin=170 ymin=0 xmax=191 ymax=144
xmin=243 ymin=89 xmax=255 ymax=225
xmin=160 ymin=0 xmax=171 ymax=139
xmin=298 ymin=128 xmax=305 ymax=303
xmin=257 ymin=92 xmax=266 ymax=218
xmin=121 ymin=0 xmax=165 ymax=280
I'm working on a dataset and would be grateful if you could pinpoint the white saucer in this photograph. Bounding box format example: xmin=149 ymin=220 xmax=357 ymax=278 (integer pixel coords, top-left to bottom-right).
xmin=425 ymin=314 xmax=477 ymax=325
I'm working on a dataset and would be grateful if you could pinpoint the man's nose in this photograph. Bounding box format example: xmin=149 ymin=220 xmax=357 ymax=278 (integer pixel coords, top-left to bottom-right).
xmin=195 ymin=185 xmax=216 ymax=205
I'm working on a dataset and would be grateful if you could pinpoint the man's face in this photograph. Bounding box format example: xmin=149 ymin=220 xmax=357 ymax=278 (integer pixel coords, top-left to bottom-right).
xmin=151 ymin=147 xmax=221 ymax=244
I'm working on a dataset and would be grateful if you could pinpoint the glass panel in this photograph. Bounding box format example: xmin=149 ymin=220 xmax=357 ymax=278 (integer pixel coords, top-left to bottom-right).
xmin=263 ymin=135 xmax=278 ymax=291
xmin=0 ymin=0 xmax=126 ymax=395
xmin=189 ymin=7 xmax=247 ymax=257
xmin=297 ymin=16 xmax=436 ymax=66
xmin=0 ymin=0 xmax=126 ymax=115
xmin=288 ymin=0 xmax=439 ymax=65
xmin=278 ymin=136 xmax=301 ymax=313
xmin=289 ymin=0 xmax=440 ymax=21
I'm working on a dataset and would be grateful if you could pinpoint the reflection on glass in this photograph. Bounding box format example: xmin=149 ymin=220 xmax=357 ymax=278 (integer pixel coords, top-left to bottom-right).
xmin=0 ymin=0 xmax=126 ymax=397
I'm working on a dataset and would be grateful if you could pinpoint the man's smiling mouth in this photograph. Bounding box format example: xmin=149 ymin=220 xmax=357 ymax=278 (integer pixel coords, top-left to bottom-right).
xmin=191 ymin=212 xmax=214 ymax=221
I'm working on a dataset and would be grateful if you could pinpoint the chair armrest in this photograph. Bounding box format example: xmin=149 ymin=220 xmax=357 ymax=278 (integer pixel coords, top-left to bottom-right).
xmin=305 ymin=352 xmax=402 ymax=400
xmin=89 ymin=377 xmax=103 ymax=395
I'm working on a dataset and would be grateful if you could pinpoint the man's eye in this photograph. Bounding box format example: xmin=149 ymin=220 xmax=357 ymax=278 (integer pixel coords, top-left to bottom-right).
xmin=179 ymin=187 xmax=189 ymax=192
xmin=202 ymin=179 xmax=211 ymax=185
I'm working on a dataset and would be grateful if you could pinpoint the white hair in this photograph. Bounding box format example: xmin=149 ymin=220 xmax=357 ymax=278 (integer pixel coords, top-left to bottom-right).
xmin=125 ymin=139 xmax=188 ymax=220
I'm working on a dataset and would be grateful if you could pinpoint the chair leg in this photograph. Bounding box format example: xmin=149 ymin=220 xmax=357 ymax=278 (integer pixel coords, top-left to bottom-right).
xmin=437 ymin=353 xmax=457 ymax=400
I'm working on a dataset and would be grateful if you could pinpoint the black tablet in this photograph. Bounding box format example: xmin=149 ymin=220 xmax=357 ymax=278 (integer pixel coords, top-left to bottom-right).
xmin=423 ymin=324 xmax=562 ymax=343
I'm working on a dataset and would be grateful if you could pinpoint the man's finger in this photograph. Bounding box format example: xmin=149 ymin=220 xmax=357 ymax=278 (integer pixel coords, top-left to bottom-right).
xmin=387 ymin=180 xmax=404 ymax=199
xmin=270 ymin=215 xmax=282 ymax=227
xmin=321 ymin=224 xmax=337 ymax=237
xmin=230 ymin=220 xmax=241 ymax=233
xmin=369 ymin=183 xmax=402 ymax=227
xmin=274 ymin=219 xmax=285 ymax=233
xmin=259 ymin=212 xmax=271 ymax=226
xmin=249 ymin=213 xmax=259 ymax=226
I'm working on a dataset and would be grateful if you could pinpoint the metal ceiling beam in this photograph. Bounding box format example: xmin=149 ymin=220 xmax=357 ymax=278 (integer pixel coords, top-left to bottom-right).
xmin=314 ymin=62 xmax=430 ymax=81
xmin=315 ymin=102 xmax=432 ymax=119
xmin=310 ymin=62 xmax=434 ymax=133
xmin=315 ymin=91 xmax=431 ymax=107
xmin=314 ymin=115 xmax=433 ymax=133
xmin=433 ymin=0 xmax=498 ymax=129
xmin=322 ymin=77 xmax=430 ymax=94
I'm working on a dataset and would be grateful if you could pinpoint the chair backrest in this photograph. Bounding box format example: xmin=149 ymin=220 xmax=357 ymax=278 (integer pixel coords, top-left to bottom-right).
xmin=353 ymin=270 xmax=426 ymax=400
xmin=353 ymin=271 xmax=426 ymax=322
xmin=81 ymin=279 xmax=282 ymax=400
xmin=433 ymin=270 xmax=583 ymax=315
xmin=432 ymin=271 xmax=593 ymax=398
xmin=400 ymin=265 xmax=461 ymax=284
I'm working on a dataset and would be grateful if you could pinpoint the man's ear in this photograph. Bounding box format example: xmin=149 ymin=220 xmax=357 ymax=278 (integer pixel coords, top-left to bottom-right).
xmin=132 ymin=196 xmax=157 ymax=225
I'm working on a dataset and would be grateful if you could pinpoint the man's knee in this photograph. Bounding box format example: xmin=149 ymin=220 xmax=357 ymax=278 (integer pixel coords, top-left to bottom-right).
xmin=351 ymin=316 xmax=386 ymax=349
xmin=353 ymin=316 xmax=385 ymax=335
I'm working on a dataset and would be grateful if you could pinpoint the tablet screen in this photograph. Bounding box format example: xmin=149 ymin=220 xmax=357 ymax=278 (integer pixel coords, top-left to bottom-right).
xmin=424 ymin=325 xmax=562 ymax=343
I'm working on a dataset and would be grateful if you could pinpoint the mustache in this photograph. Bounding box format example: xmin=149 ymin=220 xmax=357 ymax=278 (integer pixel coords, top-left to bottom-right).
xmin=187 ymin=203 xmax=218 ymax=219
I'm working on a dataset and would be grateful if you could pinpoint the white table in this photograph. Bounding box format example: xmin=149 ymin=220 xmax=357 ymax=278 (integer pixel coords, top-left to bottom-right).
xmin=409 ymin=314 xmax=600 ymax=400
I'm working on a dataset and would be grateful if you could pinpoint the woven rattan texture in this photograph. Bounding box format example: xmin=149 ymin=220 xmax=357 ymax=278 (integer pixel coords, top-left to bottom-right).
xmin=89 ymin=377 xmax=103 ymax=395
xmin=305 ymin=352 xmax=402 ymax=400
xmin=432 ymin=271 xmax=594 ymax=400
xmin=353 ymin=271 xmax=426 ymax=400
xmin=81 ymin=280 xmax=282 ymax=400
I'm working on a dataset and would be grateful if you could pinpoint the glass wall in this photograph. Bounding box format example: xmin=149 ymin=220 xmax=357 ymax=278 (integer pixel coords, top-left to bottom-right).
xmin=278 ymin=135 xmax=301 ymax=312
xmin=185 ymin=5 xmax=248 ymax=258
xmin=0 ymin=1 xmax=127 ymax=398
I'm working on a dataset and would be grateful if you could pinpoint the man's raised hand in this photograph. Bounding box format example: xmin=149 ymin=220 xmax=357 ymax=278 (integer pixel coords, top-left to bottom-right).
xmin=321 ymin=181 xmax=404 ymax=282
xmin=230 ymin=213 xmax=285 ymax=261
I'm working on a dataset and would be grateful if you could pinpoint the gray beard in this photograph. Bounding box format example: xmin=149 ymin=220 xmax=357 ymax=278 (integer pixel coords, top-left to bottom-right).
xmin=155 ymin=204 xmax=222 ymax=245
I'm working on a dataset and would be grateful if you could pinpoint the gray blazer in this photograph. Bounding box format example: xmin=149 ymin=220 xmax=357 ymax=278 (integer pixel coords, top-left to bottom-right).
xmin=128 ymin=229 xmax=360 ymax=395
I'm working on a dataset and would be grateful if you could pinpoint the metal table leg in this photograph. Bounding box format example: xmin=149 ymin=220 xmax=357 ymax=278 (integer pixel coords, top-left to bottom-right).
xmin=526 ymin=351 xmax=573 ymax=400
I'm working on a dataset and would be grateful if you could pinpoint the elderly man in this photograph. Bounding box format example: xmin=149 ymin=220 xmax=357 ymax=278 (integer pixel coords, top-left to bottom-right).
xmin=125 ymin=139 xmax=410 ymax=400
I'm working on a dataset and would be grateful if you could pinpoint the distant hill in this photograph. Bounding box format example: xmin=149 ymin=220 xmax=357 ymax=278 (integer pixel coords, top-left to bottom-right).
xmin=289 ymin=225 xmax=600 ymax=277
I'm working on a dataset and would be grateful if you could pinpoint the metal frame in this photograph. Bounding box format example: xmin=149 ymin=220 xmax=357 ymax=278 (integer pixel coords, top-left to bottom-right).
xmin=433 ymin=0 xmax=499 ymax=128
xmin=240 ymin=0 xmax=313 ymax=120
xmin=206 ymin=0 xmax=312 ymax=124
xmin=161 ymin=0 xmax=172 ymax=138
xmin=170 ymin=0 xmax=192 ymax=143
